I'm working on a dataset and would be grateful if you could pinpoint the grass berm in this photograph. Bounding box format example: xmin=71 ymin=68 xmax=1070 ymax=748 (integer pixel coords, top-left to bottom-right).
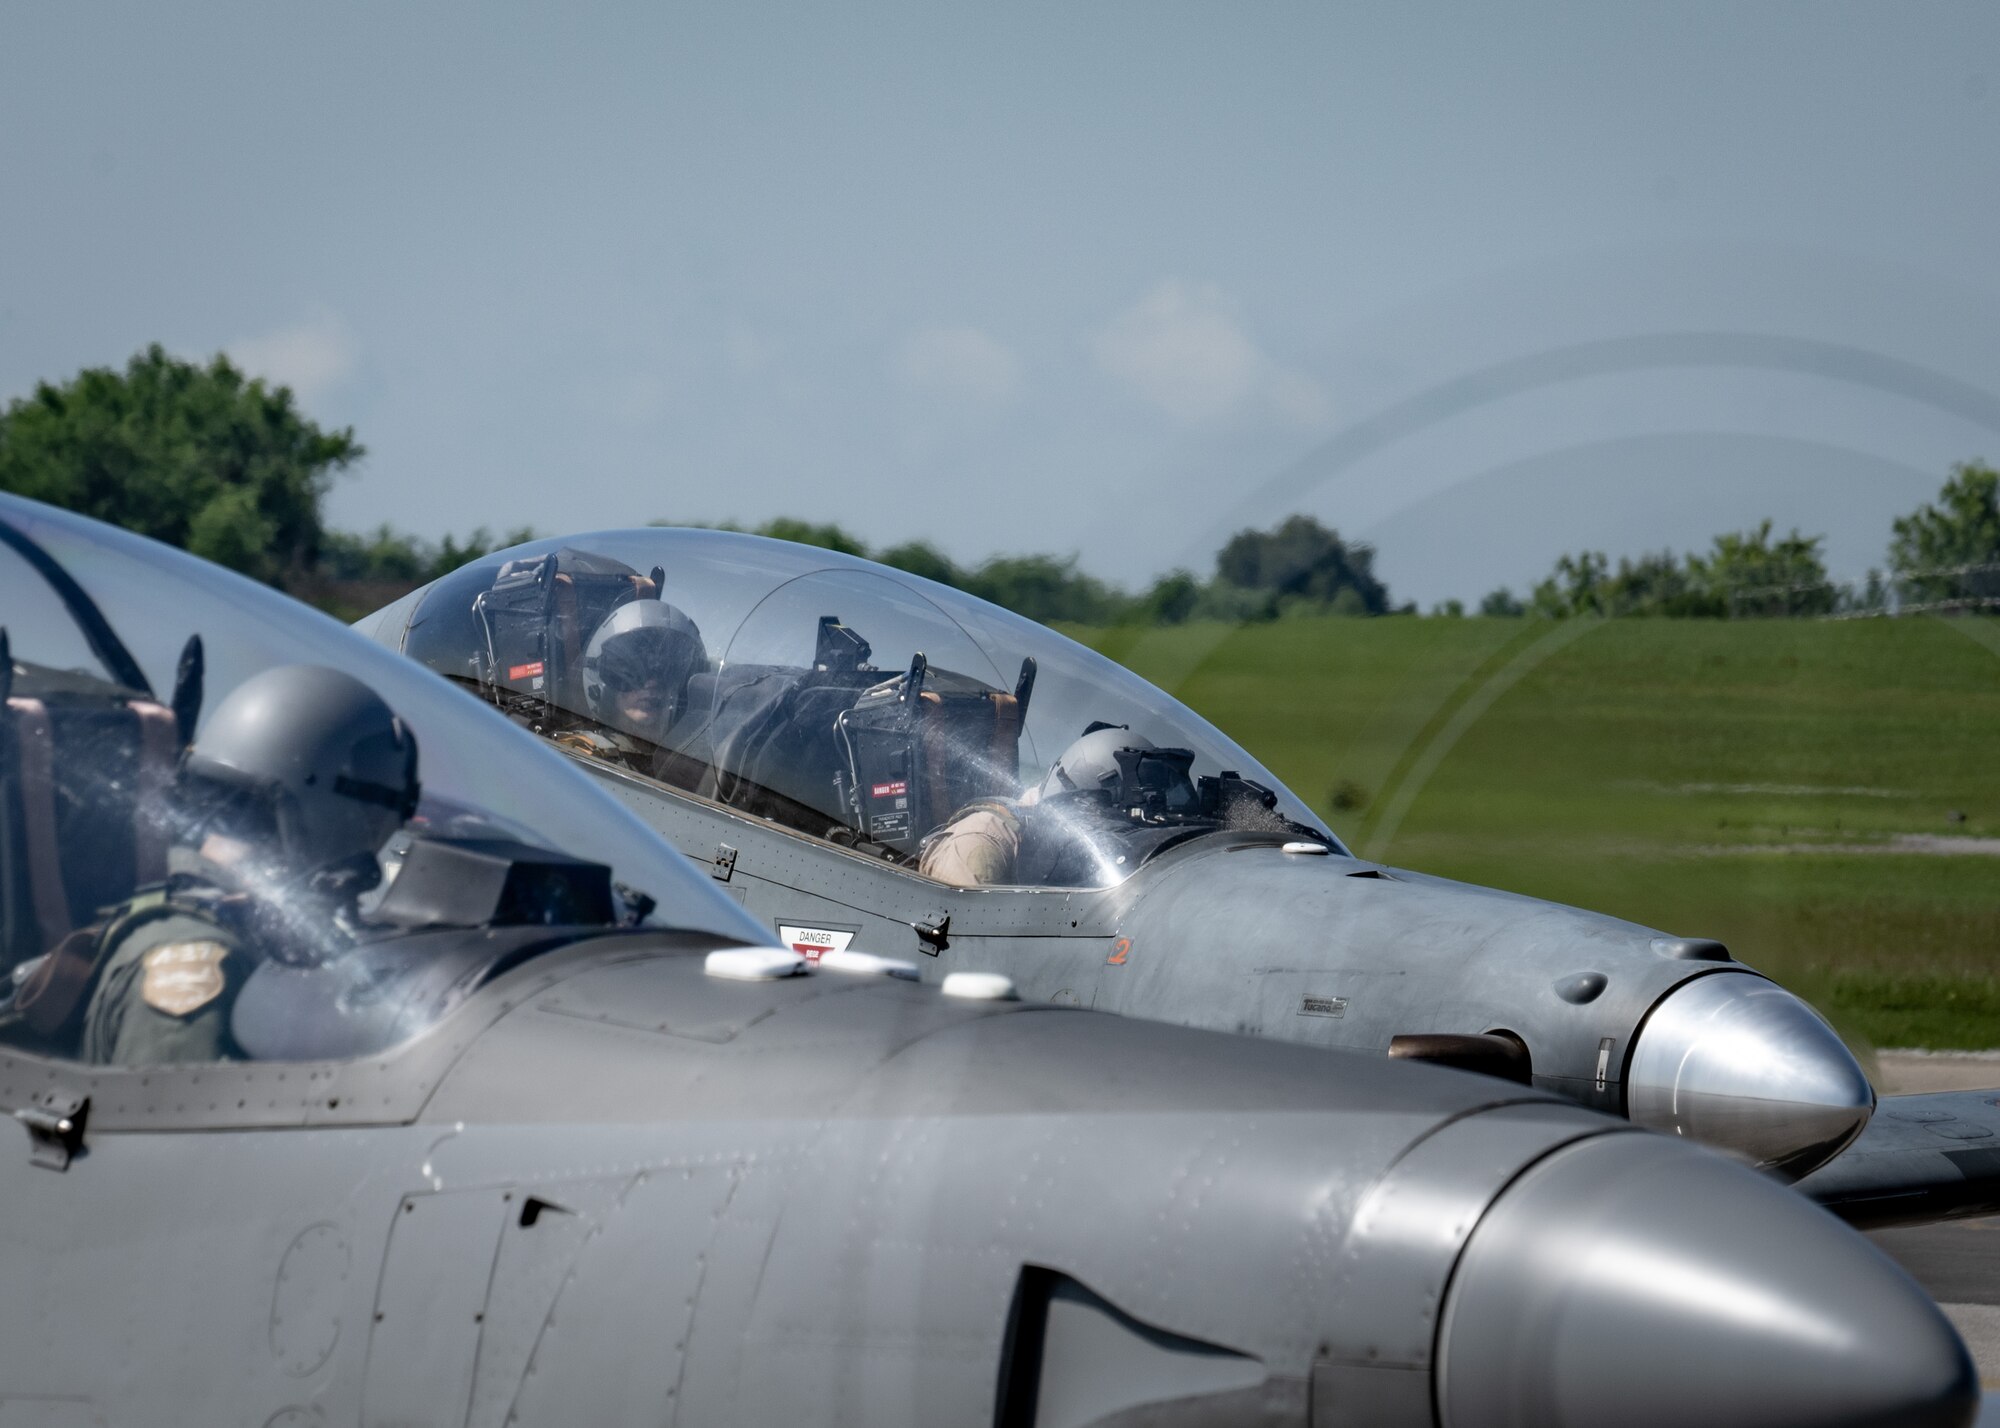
xmin=1073 ymin=615 xmax=2000 ymax=1055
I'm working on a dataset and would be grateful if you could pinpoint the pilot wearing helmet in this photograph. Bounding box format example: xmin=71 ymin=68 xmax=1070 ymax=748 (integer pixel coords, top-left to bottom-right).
xmin=74 ymin=664 xmax=420 ymax=1066
xmin=918 ymin=725 xmax=1180 ymax=888
xmin=554 ymin=600 xmax=709 ymax=778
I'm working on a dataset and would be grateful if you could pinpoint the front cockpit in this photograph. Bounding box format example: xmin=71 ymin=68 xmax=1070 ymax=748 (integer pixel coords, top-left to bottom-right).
xmin=385 ymin=530 xmax=1339 ymax=889
xmin=0 ymin=496 xmax=768 ymax=1071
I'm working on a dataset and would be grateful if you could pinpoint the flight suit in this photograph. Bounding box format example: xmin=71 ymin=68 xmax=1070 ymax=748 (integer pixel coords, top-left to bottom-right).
xmin=80 ymin=885 xmax=255 ymax=1066
xmin=916 ymin=799 xmax=1025 ymax=886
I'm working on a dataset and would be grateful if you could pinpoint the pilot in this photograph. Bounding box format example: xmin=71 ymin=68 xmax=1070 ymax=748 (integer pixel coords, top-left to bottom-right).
xmin=555 ymin=600 xmax=708 ymax=773
xmin=917 ymin=726 xmax=1169 ymax=887
xmin=79 ymin=664 xmax=421 ymax=1066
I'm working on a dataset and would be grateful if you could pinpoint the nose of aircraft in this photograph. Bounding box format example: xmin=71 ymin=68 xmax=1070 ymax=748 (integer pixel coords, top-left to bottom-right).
xmin=1625 ymin=970 xmax=1875 ymax=1179
xmin=1437 ymin=1132 xmax=1976 ymax=1428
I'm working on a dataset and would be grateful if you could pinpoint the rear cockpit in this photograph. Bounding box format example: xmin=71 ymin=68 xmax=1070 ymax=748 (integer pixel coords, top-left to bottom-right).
xmin=386 ymin=530 xmax=1339 ymax=889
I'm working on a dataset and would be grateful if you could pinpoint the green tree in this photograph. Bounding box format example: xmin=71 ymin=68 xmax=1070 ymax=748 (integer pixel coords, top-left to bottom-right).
xmin=319 ymin=524 xmax=429 ymax=582
xmin=1528 ymin=526 xmax=1835 ymax=619
xmin=1139 ymin=570 xmax=1202 ymax=625
xmin=1889 ymin=462 xmax=2000 ymax=612
xmin=432 ymin=527 xmax=537 ymax=579
xmin=319 ymin=524 xmax=537 ymax=583
xmin=876 ymin=539 xmax=963 ymax=588
xmin=752 ymin=518 xmax=870 ymax=558
xmin=1603 ymin=550 xmax=1716 ymax=617
xmin=965 ymin=554 xmax=1128 ymax=625
xmin=1212 ymin=514 xmax=1391 ymax=616
xmin=1541 ymin=550 xmax=1705 ymax=617
xmin=0 ymin=345 xmax=361 ymax=584
xmin=1690 ymin=521 xmax=1836 ymax=617
xmin=1532 ymin=551 xmax=1611 ymax=617
xmin=1478 ymin=587 xmax=1525 ymax=617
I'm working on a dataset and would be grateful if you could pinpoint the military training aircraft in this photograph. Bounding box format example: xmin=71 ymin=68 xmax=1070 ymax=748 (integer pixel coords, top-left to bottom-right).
xmin=363 ymin=527 xmax=2000 ymax=1221
xmin=0 ymin=503 xmax=1983 ymax=1425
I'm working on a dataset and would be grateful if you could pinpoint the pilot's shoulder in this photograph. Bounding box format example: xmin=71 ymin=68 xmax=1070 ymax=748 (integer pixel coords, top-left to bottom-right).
xmin=946 ymin=797 xmax=1024 ymax=829
xmin=103 ymin=879 xmax=242 ymax=952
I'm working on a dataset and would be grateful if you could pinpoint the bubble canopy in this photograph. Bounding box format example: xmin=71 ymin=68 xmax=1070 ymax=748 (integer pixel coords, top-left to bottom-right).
xmin=381 ymin=528 xmax=1339 ymax=886
xmin=0 ymin=494 xmax=769 ymax=947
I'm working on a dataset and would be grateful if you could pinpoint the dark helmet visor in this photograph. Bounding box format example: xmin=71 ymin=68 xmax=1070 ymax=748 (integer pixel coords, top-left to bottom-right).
xmin=595 ymin=626 xmax=700 ymax=695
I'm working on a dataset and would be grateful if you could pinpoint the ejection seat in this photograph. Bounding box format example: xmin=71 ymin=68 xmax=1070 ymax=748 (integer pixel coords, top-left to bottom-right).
xmin=1 ymin=634 xmax=180 ymax=1048
xmin=701 ymin=641 xmax=1028 ymax=861
xmin=1 ymin=646 xmax=72 ymax=977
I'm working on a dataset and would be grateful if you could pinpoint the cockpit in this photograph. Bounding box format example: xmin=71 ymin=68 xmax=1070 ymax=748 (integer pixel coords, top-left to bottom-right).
xmin=0 ymin=497 xmax=768 ymax=1069
xmin=377 ymin=530 xmax=1340 ymax=888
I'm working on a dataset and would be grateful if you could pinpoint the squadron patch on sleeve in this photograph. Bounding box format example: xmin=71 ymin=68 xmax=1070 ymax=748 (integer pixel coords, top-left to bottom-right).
xmin=140 ymin=940 xmax=230 ymax=1017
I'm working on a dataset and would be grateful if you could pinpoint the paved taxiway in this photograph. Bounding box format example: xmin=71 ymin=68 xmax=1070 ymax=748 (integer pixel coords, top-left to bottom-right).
xmin=1868 ymin=1052 xmax=2000 ymax=1402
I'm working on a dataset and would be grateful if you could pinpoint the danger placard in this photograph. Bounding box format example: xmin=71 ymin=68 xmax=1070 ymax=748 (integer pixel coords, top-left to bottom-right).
xmin=870 ymin=780 xmax=908 ymax=799
xmin=777 ymin=925 xmax=856 ymax=964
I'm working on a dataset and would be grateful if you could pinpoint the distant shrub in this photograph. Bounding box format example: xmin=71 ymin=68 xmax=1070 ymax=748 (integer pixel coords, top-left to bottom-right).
xmin=1327 ymin=779 xmax=1370 ymax=813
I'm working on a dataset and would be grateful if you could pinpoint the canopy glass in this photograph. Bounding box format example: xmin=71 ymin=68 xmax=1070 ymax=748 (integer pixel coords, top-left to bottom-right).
xmin=385 ymin=529 xmax=1339 ymax=887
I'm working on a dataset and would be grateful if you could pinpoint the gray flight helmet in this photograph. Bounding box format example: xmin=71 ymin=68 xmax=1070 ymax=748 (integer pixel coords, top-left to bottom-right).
xmin=182 ymin=664 xmax=420 ymax=875
xmin=581 ymin=599 xmax=707 ymax=738
xmin=1036 ymin=725 xmax=1156 ymax=800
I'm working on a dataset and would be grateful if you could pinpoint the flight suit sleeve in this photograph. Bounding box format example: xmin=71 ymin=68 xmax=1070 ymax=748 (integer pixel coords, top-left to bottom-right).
xmin=81 ymin=912 xmax=253 ymax=1066
xmin=917 ymin=801 xmax=1023 ymax=887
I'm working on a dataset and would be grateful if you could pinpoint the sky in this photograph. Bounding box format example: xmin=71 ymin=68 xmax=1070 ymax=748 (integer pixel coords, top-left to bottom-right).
xmin=3 ymin=2 xmax=1997 ymax=606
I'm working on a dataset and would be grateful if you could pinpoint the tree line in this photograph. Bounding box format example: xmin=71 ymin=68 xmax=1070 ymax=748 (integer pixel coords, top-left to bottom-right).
xmin=735 ymin=512 xmax=1394 ymax=625
xmin=1463 ymin=464 xmax=1999 ymax=619
xmin=3 ymin=346 xmax=1996 ymax=625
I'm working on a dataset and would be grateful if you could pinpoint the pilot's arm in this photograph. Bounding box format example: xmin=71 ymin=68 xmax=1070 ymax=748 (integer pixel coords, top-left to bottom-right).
xmin=81 ymin=910 xmax=253 ymax=1066
xmin=551 ymin=726 xmax=640 ymax=768
xmin=916 ymin=798 xmax=1024 ymax=887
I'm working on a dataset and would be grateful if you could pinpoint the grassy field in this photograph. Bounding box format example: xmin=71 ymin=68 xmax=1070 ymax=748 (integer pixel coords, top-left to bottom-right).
xmin=1078 ymin=616 xmax=2000 ymax=1053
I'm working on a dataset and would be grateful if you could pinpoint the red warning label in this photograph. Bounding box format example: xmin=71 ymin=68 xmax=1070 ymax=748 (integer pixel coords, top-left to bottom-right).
xmin=870 ymin=780 xmax=907 ymax=799
xmin=778 ymin=925 xmax=855 ymax=964
xmin=508 ymin=661 xmax=546 ymax=681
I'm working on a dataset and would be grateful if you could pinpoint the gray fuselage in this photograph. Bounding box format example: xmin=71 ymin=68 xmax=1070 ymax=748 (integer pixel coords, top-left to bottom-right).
xmin=0 ymin=931 xmax=1970 ymax=1428
xmin=577 ymin=753 xmax=1872 ymax=1175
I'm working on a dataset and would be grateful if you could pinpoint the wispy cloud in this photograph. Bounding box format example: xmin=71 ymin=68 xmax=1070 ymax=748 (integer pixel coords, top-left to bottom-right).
xmin=226 ymin=305 xmax=358 ymax=404
xmin=1090 ymin=280 xmax=1329 ymax=428
xmin=893 ymin=325 xmax=1023 ymax=406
